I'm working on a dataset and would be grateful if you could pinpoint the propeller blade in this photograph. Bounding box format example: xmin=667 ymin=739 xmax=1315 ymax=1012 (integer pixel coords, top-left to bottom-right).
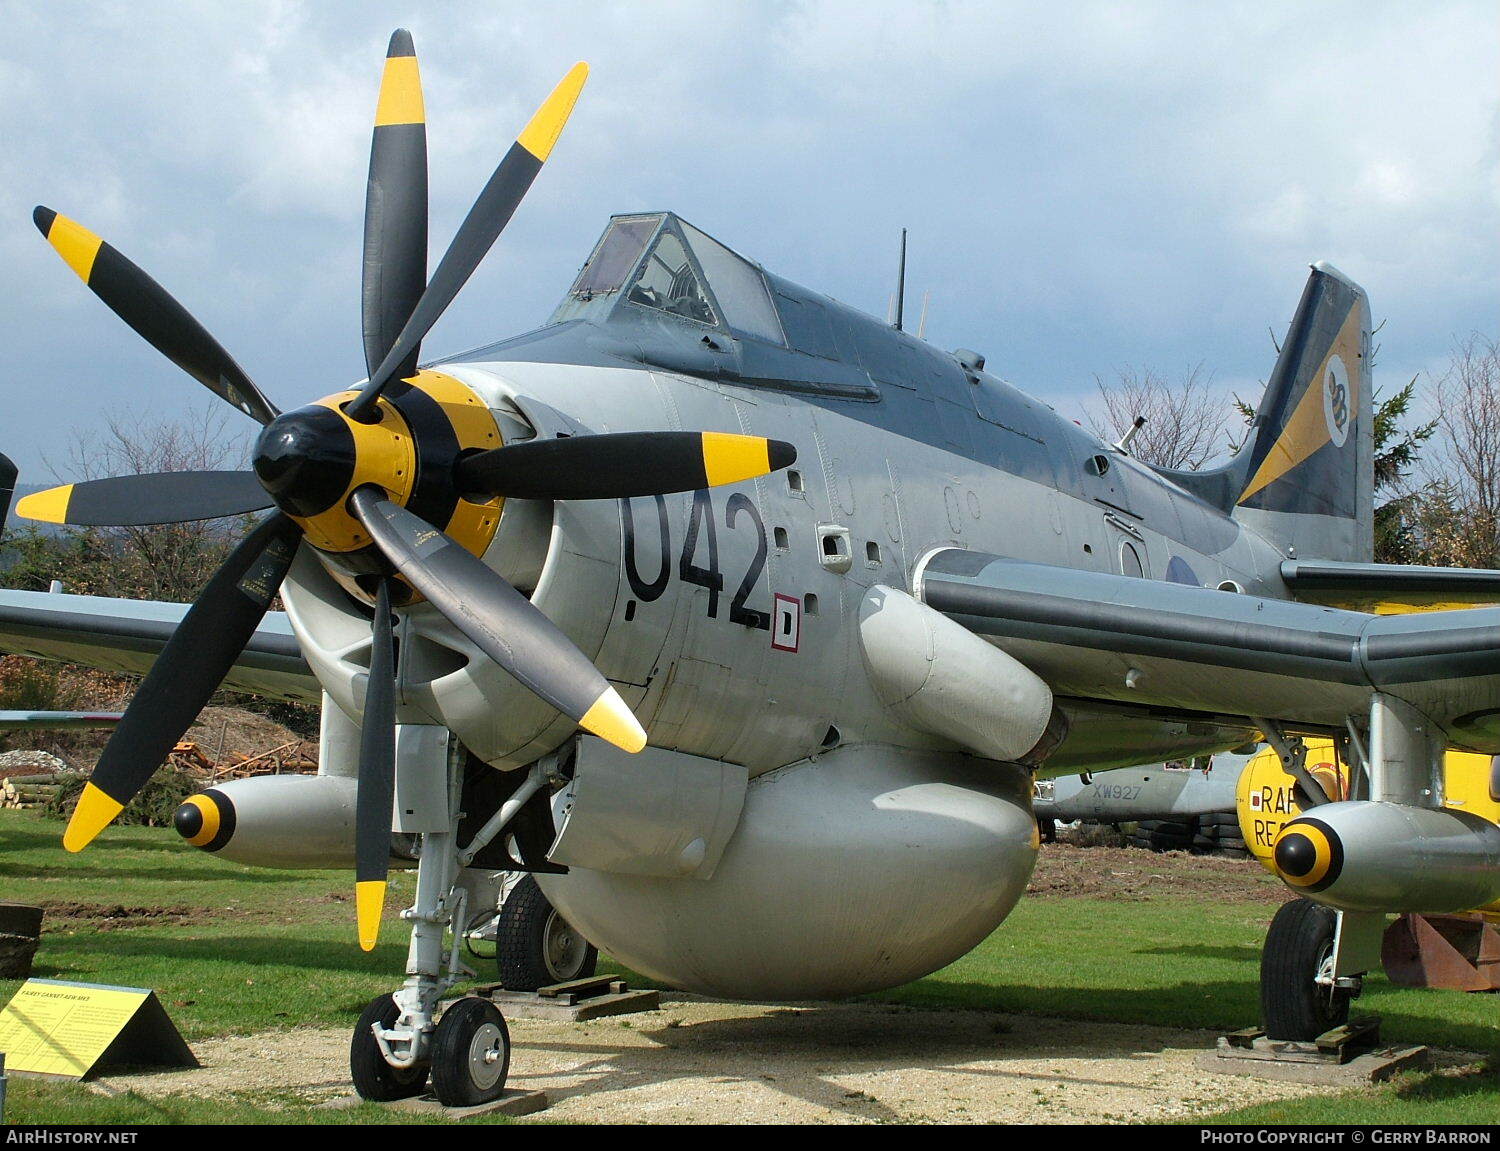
xmin=346 ymin=62 xmax=589 ymax=420
xmin=456 ymin=431 xmax=797 ymax=500
xmin=15 ymin=471 xmax=273 ymax=527
xmin=62 ymin=514 xmax=302 ymax=851
xmin=32 ymin=207 xmax=280 ymax=425
xmin=362 ymin=29 xmax=429 ymax=382
xmin=348 ymin=487 xmax=644 ymax=753
xmin=354 ymin=577 xmax=398 ymax=951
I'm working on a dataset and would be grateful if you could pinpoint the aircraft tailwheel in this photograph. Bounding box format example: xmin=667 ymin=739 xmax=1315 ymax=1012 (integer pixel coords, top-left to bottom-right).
xmin=351 ymin=993 xmax=429 ymax=1101
xmin=1260 ymin=898 xmax=1352 ymax=1041
xmin=430 ymin=996 xmax=511 ymax=1107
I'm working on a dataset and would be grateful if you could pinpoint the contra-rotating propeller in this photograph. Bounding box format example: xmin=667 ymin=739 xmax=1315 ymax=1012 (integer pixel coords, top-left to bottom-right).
xmin=19 ymin=30 xmax=797 ymax=950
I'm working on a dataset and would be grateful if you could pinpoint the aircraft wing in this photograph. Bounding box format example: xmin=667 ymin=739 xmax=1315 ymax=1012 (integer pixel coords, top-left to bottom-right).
xmin=1280 ymin=559 xmax=1500 ymax=613
xmin=0 ymin=710 xmax=121 ymax=730
xmin=0 ymin=589 xmax=316 ymax=703
xmin=918 ymin=549 xmax=1500 ymax=752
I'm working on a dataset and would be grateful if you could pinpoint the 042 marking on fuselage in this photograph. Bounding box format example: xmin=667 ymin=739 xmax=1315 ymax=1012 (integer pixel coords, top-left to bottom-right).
xmin=622 ymin=488 xmax=777 ymax=637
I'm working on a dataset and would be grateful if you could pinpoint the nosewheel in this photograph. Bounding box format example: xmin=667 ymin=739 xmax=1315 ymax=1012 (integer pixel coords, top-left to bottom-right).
xmin=350 ymin=993 xmax=429 ymax=1101
xmin=430 ymin=996 xmax=512 ymax=1107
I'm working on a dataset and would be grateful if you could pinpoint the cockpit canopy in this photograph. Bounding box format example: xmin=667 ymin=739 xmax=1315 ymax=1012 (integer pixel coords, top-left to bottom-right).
xmin=513 ymin=209 xmax=946 ymax=402
xmin=552 ymin=213 xmax=785 ymax=344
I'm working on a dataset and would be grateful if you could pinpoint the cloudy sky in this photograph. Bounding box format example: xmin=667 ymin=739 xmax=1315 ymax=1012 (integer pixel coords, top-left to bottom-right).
xmin=2 ymin=1 xmax=1495 ymax=482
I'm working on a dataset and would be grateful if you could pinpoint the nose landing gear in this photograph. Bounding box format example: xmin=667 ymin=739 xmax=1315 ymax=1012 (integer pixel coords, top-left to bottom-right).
xmin=351 ymin=741 xmax=562 ymax=1108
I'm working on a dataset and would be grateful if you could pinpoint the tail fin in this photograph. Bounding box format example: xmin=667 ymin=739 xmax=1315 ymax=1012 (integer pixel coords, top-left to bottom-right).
xmin=1159 ymin=263 xmax=1373 ymax=561
xmin=0 ymin=453 xmax=15 ymax=531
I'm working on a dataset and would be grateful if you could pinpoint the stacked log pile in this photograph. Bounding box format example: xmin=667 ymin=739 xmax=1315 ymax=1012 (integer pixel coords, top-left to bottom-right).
xmin=0 ymin=739 xmax=317 ymax=810
xmin=0 ymin=750 xmax=74 ymax=809
xmin=1 ymin=771 xmax=73 ymax=810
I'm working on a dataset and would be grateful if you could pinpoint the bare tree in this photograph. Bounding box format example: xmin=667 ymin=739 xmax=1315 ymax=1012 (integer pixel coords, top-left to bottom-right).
xmin=1411 ymin=335 xmax=1500 ymax=567
xmin=1085 ymin=362 xmax=1232 ymax=470
xmin=60 ymin=405 xmax=246 ymax=481
xmin=43 ymin=405 xmax=252 ymax=602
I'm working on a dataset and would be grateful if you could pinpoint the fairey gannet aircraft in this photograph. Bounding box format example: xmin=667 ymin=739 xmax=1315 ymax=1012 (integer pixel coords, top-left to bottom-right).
xmin=6 ymin=29 xmax=1500 ymax=1106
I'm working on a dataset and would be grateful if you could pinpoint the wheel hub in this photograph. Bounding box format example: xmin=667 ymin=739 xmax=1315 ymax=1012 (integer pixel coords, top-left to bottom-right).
xmin=467 ymin=1022 xmax=507 ymax=1090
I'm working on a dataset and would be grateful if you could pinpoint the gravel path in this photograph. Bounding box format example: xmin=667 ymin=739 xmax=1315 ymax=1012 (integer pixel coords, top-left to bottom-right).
xmin=98 ymin=997 xmax=1337 ymax=1123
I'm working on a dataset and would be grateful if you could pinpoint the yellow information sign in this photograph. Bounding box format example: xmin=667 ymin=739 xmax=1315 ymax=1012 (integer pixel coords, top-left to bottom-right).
xmin=0 ymin=979 xmax=196 ymax=1079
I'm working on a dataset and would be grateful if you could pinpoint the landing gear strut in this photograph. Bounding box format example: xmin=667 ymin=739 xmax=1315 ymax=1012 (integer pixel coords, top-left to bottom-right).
xmin=351 ymin=738 xmax=563 ymax=1107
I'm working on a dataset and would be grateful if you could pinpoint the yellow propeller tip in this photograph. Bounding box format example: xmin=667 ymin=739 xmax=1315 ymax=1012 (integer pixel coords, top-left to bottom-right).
xmin=14 ymin=485 xmax=74 ymax=525
xmin=63 ymin=783 xmax=124 ymax=852
xmin=701 ymin=432 xmax=774 ymax=488
xmin=374 ymin=51 xmax=424 ymax=127
xmin=580 ymin=687 xmax=647 ymax=754
xmin=355 ymin=880 xmax=387 ymax=951
xmin=36 ymin=211 xmax=103 ymax=283
xmin=516 ymin=63 xmax=590 ymax=163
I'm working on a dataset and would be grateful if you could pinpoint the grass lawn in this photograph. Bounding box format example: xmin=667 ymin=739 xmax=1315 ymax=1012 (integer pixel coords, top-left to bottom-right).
xmin=2 ymin=809 xmax=1495 ymax=1124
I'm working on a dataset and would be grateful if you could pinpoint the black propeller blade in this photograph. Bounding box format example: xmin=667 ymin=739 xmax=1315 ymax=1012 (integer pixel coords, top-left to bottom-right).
xmin=354 ymin=577 xmax=398 ymax=951
xmin=32 ymin=207 xmax=280 ymax=425
xmin=63 ymin=514 xmax=303 ymax=851
xmin=362 ymin=29 xmax=429 ymax=383
xmin=15 ymin=471 xmax=273 ymax=527
xmin=42 ymin=33 xmax=611 ymax=950
xmin=345 ymin=62 xmax=588 ymax=421
xmin=347 ymin=487 xmax=644 ymax=752
xmin=456 ymin=431 xmax=797 ymax=501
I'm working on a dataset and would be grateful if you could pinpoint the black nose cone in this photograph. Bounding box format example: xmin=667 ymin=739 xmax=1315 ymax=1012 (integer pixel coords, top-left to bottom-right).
xmin=252 ymin=405 xmax=357 ymax=517
xmin=173 ymin=801 xmax=203 ymax=840
xmin=1274 ymin=832 xmax=1318 ymax=879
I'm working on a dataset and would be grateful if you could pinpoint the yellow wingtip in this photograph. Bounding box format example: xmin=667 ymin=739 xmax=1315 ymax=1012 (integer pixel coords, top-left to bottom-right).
xmin=356 ymin=880 xmax=387 ymax=952
xmin=516 ymin=61 xmax=589 ymax=162
xmin=63 ymin=782 xmax=124 ymax=852
xmin=43 ymin=213 xmax=103 ymax=283
xmin=15 ymin=485 xmax=75 ymax=525
xmin=580 ymin=687 xmax=646 ymax=754
xmin=701 ymin=432 xmax=773 ymax=488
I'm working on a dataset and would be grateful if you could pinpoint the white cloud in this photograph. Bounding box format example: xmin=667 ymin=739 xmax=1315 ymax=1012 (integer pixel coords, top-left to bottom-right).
xmin=0 ymin=0 xmax=1494 ymax=478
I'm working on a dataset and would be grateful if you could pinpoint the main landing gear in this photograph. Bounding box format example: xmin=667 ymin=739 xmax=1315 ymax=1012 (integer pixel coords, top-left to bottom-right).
xmin=495 ymin=874 xmax=599 ymax=991
xmin=351 ymin=741 xmax=562 ymax=1107
xmin=1260 ymin=897 xmax=1354 ymax=1041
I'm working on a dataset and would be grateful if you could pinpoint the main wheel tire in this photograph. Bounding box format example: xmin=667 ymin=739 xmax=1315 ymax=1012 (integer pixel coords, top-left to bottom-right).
xmin=430 ymin=997 xmax=510 ymax=1107
xmin=350 ymin=993 xmax=429 ymax=1101
xmin=1260 ymin=898 xmax=1351 ymax=1041
xmin=495 ymin=875 xmax=599 ymax=992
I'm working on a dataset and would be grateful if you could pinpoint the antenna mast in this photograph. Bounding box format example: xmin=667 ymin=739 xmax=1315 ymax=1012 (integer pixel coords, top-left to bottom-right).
xmin=893 ymin=228 xmax=907 ymax=332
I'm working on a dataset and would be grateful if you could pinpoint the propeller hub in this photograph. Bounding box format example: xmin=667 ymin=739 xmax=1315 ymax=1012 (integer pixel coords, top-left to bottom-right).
xmin=249 ymin=372 xmax=503 ymax=602
xmin=249 ymin=393 xmax=417 ymax=553
xmin=253 ymin=405 xmax=358 ymax=518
